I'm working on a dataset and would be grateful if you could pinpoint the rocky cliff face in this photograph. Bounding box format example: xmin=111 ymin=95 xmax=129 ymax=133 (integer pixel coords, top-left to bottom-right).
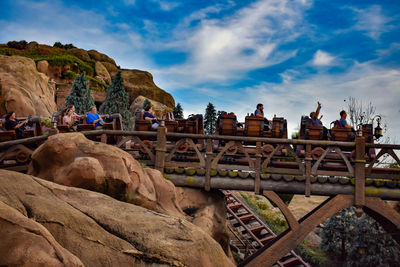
xmin=0 ymin=55 xmax=57 ymax=117
xmin=0 ymin=42 xmax=175 ymax=117
xmin=0 ymin=170 xmax=234 ymax=267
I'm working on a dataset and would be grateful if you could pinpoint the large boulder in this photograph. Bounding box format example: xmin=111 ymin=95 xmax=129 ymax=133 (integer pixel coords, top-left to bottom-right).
xmin=101 ymin=61 xmax=119 ymax=76
xmin=121 ymin=69 xmax=175 ymax=108
xmin=176 ymin=188 xmax=232 ymax=257
xmin=69 ymin=48 xmax=91 ymax=61
xmin=0 ymin=170 xmax=234 ymax=267
xmin=95 ymin=61 xmax=111 ymax=84
xmin=0 ymin=55 xmax=57 ymax=117
xmin=130 ymin=95 xmax=172 ymax=118
xmin=0 ymin=200 xmax=84 ymax=266
xmin=88 ymin=49 xmax=116 ymax=65
xmin=36 ymin=60 xmax=49 ymax=74
xmin=28 ymin=133 xmax=184 ymax=218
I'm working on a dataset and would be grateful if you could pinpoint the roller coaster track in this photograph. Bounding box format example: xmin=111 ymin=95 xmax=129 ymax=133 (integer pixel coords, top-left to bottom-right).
xmin=223 ymin=190 xmax=309 ymax=267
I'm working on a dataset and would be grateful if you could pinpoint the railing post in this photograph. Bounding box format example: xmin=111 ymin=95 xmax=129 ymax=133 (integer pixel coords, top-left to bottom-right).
xmin=254 ymin=141 xmax=262 ymax=194
xmin=305 ymin=144 xmax=312 ymax=197
xmin=154 ymin=123 xmax=167 ymax=173
xmin=354 ymin=136 xmax=366 ymax=216
xmin=205 ymin=138 xmax=213 ymax=191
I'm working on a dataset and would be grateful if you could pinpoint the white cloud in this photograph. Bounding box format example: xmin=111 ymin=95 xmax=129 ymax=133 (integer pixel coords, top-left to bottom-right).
xmin=353 ymin=5 xmax=391 ymax=40
xmin=158 ymin=0 xmax=311 ymax=85
xmin=176 ymin=62 xmax=400 ymax=142
xmin=312 ymin=50 xmax=335 ymax=66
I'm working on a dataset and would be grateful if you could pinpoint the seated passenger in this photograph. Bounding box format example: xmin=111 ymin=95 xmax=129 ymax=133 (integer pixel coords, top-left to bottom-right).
xmin=86 ymin=106 xmax=104 ymax=128
xmin=310 ymin=102 xmax=328 ymax=139
xmin=144 ymin=104 xmax=160 ymax=130
xmin=339 ymin=110 xmax=353 ymax=129
xmin=4 ymin=111 xmax=28 ymax=139
xmin=63 ymin=108 xmax=78 ymax=131
xmin=310 ymin=101 xmax=323 ymax=126
xmin=254 ymin=103 xmax=270 ymax=131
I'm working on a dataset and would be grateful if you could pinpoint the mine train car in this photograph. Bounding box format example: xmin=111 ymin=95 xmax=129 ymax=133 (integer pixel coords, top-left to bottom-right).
xmin=56 ymin=113 xmax=123 ymax=133
xmin=0 ymin=116 xmax=43 ymax=142
xmin=298 ymin=115 xmax=376 ymax=162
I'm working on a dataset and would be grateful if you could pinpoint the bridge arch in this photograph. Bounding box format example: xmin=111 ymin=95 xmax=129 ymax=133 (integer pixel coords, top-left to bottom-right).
xmin=242 ymin=195 xmax=400 ymax=267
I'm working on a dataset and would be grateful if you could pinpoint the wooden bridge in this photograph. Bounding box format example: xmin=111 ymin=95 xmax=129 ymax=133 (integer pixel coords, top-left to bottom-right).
xmin=1 ymin=125 xmax=400 ymax=266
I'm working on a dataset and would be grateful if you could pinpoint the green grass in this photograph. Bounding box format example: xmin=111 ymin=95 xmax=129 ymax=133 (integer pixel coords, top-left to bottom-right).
xmin=240 ymin=192 xmax=288 ymax=234
xmin=297 ymin=239 xmax=327 ymax=266
xmin=0 ymin=44 xmax=96 ymax=75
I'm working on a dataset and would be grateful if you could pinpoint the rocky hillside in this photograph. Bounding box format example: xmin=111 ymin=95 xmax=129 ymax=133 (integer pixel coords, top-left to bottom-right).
xmin=0 ymin=133 xmax=234 ymax=266
xmin=0 ymin=41 xmax=174 ymax=117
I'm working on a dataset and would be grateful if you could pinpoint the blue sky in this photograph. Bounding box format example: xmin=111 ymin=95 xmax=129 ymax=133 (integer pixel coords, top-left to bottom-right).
xmin=1 ymin=0 xmax=399 ymax=141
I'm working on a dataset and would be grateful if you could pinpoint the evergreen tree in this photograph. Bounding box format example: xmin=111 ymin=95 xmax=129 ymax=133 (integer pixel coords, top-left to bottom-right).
xmin=204 ymin=102 xmax=217 ymax=135
xmin=65 ymin=72 xmax=95 ymax=114
xmin=173 ymin=103 xmax=184 ymax=119
xmin=99 ymin=71 xmax=132 ymax=130
xmin=321 ymin=206 xmax=400 ymax=266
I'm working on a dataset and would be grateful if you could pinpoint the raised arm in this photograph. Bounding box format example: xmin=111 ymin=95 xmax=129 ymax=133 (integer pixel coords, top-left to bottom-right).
xmin=315 ymin=101 xmax=321 ymax=118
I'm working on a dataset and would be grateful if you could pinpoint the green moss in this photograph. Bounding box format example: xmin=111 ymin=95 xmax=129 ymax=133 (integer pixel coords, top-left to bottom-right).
xmin=196 ymin=169 xmax=206 ymax=176
xmin=185 ymin=168 xmax=196 ymax=176
xmin=87 ymin=75 xmax=108 ymax=88
xmin=163 ymin=174 xmax=170 ymax=180
xmin=164 ymin=167 xmax=174 ymax=174
xmin=210 ymin=170 xmax=217 ymax=176
xmin=297 ymin=240 xmax=327 ymax=265
xmin=228 ymin=171 xmax=238 ymax=178
xmin=261 ymin=173 xmax=270 ymax=180
xmin=34 ymin=55 xmax=94 ymax=74
xmin=186 ymin=176 xmax=195 ymax=184
xmin=365 ymin=187 xmax=387 ymax=196
xmin=175 ymin=167 xmax=185 ymax=174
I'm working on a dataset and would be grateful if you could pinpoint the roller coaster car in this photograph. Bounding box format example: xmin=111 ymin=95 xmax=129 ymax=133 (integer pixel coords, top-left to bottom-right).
xmin=244 ymin=116 xmax=287 ymax=138
xmin=217 ymin=113 xmax=243 ymax=136
xmin=329 ymin=120 xmax=356 ymax=142
xmin=299 ymin=116 xmax=326 ymax=140
xmin=0 ymin=116 xmax=42 ymax=141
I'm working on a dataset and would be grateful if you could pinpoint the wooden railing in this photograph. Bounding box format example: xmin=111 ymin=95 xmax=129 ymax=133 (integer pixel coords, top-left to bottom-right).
xmin=1 ymin=127 xmax=400 ymax=200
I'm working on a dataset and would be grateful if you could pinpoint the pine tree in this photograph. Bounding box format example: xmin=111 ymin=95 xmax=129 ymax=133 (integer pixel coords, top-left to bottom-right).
xmin=204 ymin=102 xmax=217 ymax=135
xmin=173 ymin=103 xmax=184 ymax=119
xmin=99 ymin=71 xmax=132 ymax=130
xmin=321 ymin=206 xmax=400 ymax=266
xmin=65 ymin=72 xmax=95 ymax=114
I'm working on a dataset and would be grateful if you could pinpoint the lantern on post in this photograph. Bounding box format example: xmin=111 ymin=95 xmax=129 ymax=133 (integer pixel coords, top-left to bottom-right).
xmin=373 ymin=115 xmax=383 ymax=140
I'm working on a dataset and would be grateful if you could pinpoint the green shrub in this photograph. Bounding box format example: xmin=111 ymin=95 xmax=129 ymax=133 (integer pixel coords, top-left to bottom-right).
xmin=297 ymin=240 xmax=327 ymax=265
xmin=34 ymin=55 xmax=94 ymax=74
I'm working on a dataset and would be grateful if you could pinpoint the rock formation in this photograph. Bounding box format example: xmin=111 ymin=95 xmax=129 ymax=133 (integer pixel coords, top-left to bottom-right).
xmin=0 ymin=55 xmax=57 ymax=117
xmin=0 ymin=170 xmax=234 ymax=267
xmin=176 ymin=188 xmax=232 ymax=257
xmin=131 ymin=95 xmax=173 ymax=117
xmin=288 ymin=195 xmax=329 ymax=220
xmin=122 ymin=69 xmax=175 ymax=108
xmin=28 ymin=133 xmax=184 ymax=218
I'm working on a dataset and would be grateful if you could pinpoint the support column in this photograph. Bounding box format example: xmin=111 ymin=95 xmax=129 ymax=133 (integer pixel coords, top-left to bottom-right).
xmin=205 ymin=139 xmax=212 ymax=191
xmin=355 ymin=136 xmax=366 ymax=216
xmin=154 ymin=124 xmax=167 ymax=173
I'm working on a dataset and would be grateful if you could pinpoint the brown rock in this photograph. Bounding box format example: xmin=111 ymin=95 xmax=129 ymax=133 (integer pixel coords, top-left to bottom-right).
xmin=0 ymin=55 xmax=57 ymax=117
xmin=121 ymin=69 xmax=175 ymax=108
xmin=131 ymin=95 xmax=173 ymax=118
xmin=88 ymin=49 xmax=116 ymax=65
xmin=28 ymin=133 xmax=184 ymax=218
xmin=176 ymin=188 xmax=232 ymax=257
xmin=95 ymin=61 xmax=111 ymax=84
xmin=37 ymin=60 xmax=49 ymax=74
xmin=69 ymin=48 xmax=91 ymax=61
xmin=0 ymin=200 xmax=84 ymax=267
xmin=0 ymin=170 xmax=234 ymax=267
xmin=101 ymin=61 xmax=118 ymax=76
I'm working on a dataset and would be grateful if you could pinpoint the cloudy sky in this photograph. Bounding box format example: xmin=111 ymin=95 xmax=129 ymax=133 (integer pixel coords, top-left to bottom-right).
xmin=1 ymin=0 xmax=399 ymax=141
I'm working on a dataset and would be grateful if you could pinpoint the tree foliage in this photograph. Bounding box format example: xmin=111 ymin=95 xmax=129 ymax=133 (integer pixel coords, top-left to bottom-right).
xmin=53 ymin=41 xmax=76 ymax=50
xmin=204 ymin=102 xmax=217 ymax=135
xmin=143 ymin=98 xmax=151 ymax=109
xmin=7 ymin=40 xmax=28 ymax=50
xmin=173 ymin=103 xmax=184 ymax=119
xmin=321 ymin=206 xmax=400 ymax=266
xmin=99 ymin=71 xmax=132 ymax=130
xmin=65 ymin=72 xmax=95 ymax=115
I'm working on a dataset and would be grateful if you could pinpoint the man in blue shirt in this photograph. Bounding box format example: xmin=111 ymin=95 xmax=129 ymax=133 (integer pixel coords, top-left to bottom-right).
xmin=143 ymin=104 xmax=159 ymax=130
xmin=339 ymin=110 xmax=353 ymax=129
xmin=254 ymin=103 xmax=270 ymax=131
xmin=86 ymin=106 xmax=104 ymax=127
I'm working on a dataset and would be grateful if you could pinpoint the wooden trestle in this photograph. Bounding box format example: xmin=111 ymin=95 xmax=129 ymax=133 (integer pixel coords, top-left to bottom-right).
xmin=1 ymin=127 xmax=400 ymax=266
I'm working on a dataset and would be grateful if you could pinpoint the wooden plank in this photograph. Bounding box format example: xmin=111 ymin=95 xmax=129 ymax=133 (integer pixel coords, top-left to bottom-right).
xmin=154 ymin=126 xmax=167 ymax=173
xmin=355 ymin=137 xmax=366 ymax=210
xmin=305 ymin=144 xmax=312 ymax=197
xmin=205 ymin=139 xmax=212 ymax=191
xmin=254 ymin=142 xmax=262 ymax=194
